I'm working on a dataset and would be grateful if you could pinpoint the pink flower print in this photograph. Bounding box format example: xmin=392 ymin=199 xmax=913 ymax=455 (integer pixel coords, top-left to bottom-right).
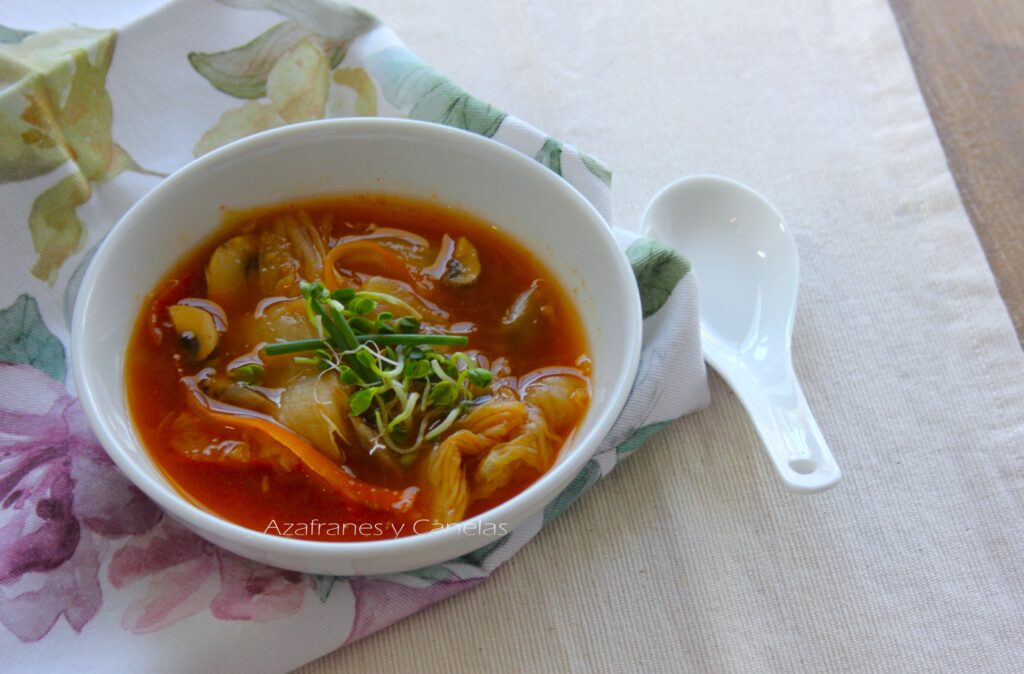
xmin=108 ymin=520 xmax=313 ymax=633
xmin=0 ymin=364 xmax=162 ymax=642
xmin=345 ymin=575 xmax=485 ymax=644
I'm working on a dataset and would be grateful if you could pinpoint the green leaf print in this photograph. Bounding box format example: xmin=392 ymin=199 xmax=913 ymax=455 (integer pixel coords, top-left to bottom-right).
xmin=581 ymin=151 xmax=612 ymax=187
xmin=0 ymin=28 xmax=126 ymax=184
xmin=218 ymin=0 xmax=378 ymax=42
xmin=543 ymin=459 xmax=601 ymax=524
xmin=401 ymin=564 xmax=457 ymax=583
xmin=59 ymin=39 xmax=117 ymax=182
xmin=188 ymin=21 xmax=352 ymax=99
xmin=535 ymin=138 xmax=563 ymax=175
xmin=29 ymin=173 xmax=91 ymax=285
xmin=315 ymin=575 xmax=339 ymax=601
xmin=616 ymin=421 xmax=670 ymax=459
xmin=190 ymin=22 xmax=306 ymax=99
xmin=332 ymin=67 xmax=377 ymax=116
xmin=626 ymin=238 xmax=691 ymax=319
xmin=0 ymin=27 xmax=153 ymax=283
xmin=194 ymin=101 xmax=285 ymax=157
xmin=194 ymin=37 xmax=331 ymax=156
xmin=189 ymin=0 xmax=384 ymax=156
xmin=457 ymin=535 xmax=510 ymax=567
xmin=103 ymin=142 xmax=160 ymax=182
xmin=0 ymin=76 xmax=69 ymax=182
xmin=266 ymin=37 xmax=329 ymax=123
xmin=0 ymin=293 xmax=67 ymax=383
xmin=367 ymin=47 xmax=506 ymax=137
xmin=0 ymin=25 xmax=33 ymax=44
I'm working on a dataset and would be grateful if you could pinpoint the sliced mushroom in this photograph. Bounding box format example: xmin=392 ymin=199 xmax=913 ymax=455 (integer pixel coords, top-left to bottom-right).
xmin=426 ymin=235 xmax=480 ymax=287
xmin=206 ymin=234 xmax=258 ymax=306
xmin=198 ymin=371 xmax=278 ymax=416
xmin=446 ymin=237 xmax=480 ymax=286
xmin=425 ymin=235 xmax=455 ymax=278
xmin=168 ymin=304 xmax=221 ymax=360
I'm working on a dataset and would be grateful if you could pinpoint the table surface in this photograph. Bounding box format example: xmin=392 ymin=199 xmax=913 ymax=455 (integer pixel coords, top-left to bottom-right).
xmin=891 ymin=0 xmax=1024 ymax=344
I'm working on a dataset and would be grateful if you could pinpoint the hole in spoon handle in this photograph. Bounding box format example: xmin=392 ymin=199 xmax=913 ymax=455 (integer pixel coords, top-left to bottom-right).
xmin=787 ymin=457 xmax=818 ymax=475
xmin=727 ymin=361 xmax=841 ymax=492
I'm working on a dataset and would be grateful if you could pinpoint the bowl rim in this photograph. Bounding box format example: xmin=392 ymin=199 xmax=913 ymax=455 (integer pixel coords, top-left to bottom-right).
xmin=71 ymin=117 xmax=642 ymax=563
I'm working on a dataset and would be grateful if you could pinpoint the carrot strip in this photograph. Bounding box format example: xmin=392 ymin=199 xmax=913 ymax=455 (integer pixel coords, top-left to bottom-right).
xmin=182 ymin=377 xmax=418 ymax=515
xmin=323 ymin=240 xmax=413 ymax=290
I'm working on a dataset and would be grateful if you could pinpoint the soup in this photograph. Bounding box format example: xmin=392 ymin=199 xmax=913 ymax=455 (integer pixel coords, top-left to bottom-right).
xmin=125 ymin=195 xmax=590 ymax=541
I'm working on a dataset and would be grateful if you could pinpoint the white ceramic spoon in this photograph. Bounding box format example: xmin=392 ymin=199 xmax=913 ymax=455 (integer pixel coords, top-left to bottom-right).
xmin=641 ymin=175 xmax=840 ymax=492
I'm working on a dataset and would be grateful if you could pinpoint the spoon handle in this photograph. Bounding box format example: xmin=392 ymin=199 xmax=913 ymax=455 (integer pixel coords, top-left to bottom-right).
xmin=725 ymin=358 xmax=841 ymax=492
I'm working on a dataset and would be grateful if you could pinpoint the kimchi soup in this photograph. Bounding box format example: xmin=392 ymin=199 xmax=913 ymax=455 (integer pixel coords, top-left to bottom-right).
xmin=125 ymin=194 xmax=590 ymax=541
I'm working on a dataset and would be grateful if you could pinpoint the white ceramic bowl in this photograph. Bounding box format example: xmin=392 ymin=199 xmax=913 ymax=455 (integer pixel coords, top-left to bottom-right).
xmin=72 ymin=118 xmax=641 ymax=575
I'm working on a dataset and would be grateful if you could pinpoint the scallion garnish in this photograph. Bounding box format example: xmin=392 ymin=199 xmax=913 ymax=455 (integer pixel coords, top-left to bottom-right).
xmin=263 ymin=333 xmax=469 ymax=356
xmin=262 ymin=281 xmax=490 ymax=455
xmin=228 ymin=362 xmax=265 ymax=385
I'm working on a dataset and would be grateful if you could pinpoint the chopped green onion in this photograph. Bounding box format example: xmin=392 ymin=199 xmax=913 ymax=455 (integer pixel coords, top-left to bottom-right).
xmin=354 ymin=349 xmax=377 ymax=372
xmin=396 ymin=316 xmax=420 ymax=333
xmin=270 ymin=278 xmax=493 ymax=455
xmin=348 ymin=317 xmax=374 ymax=334
xmin=264 ymin=334 xmax=468 ymax=356
xmin=339 ymin=366 xmax=361 ymax=385
xmin=228 ymin=363 xmax=264 ymax=385
xmin=349 ymin=388 xmax=376 ymax=416
xmin=348 ymin=296 xmax=376 ymax=315
xmin=361 ymin=334 xmax=467 ymax=346
xmin=318 ymin=300 xmax=377 ymax=383
xmin=263 ymin=338 xmax=326 ymax=356
xmin=404 ymin=359 xmax=433 ymax=379
xmin=427 ymin=380 xmax=458 ymax=407
xmin=467 ymin=367 xmax=493 ymax=388
xmin=356 ymin=291 xmax=422 ymax=319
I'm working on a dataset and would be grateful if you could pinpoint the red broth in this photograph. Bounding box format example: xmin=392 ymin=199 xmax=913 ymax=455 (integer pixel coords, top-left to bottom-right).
xmin=125 ymin=195 xmax=590 ymax=541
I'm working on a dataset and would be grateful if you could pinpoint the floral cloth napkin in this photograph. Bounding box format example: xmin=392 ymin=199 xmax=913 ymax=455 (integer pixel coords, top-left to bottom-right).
xmin=0 ymin=1 xmax=709 ymax=671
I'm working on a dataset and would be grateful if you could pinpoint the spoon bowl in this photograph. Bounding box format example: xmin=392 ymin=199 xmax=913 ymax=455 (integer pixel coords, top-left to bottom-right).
xmin=642 ymin=175 xmax=840 ymax=491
